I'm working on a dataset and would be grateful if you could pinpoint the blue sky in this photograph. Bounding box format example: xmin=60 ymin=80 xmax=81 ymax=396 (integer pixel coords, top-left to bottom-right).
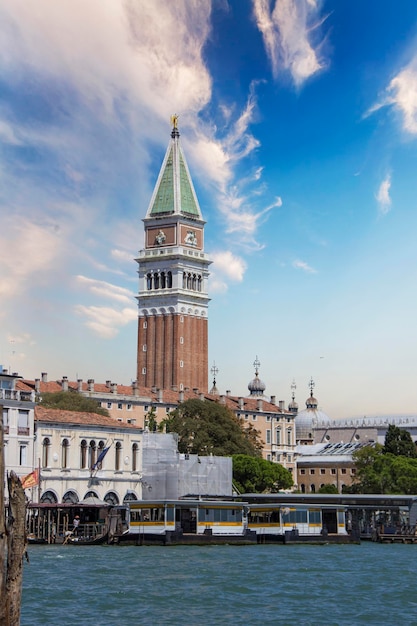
xmin=1 ymin=0 xmax=417 ymax=419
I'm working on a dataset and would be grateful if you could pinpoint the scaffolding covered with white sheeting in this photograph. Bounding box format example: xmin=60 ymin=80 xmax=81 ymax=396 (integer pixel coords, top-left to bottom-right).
xmin=141 ymin=433 xmax=232 ymax=500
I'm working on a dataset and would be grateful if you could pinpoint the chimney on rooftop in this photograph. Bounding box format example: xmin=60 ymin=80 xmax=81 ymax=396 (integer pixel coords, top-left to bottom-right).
xmin=87 ymin=379 xmax=95 ymax=392
xmin=132 ymin=380 xmax=139 ymax=397
xmin=111 ymin=383 xmax=118 ymax=394
xmin=238 ymin=397 xmax=244 ymax=409
xmin=77 ymin=379 xmax=83 ymax=392
xmin=41 ymin=372 xmax=47 ymax=383
xmin=270 ymin=395 xmax=276 ymax=405
xmin=226 ymin=390 xmax=231 ymax=397
xmin=62 ymin=376 xmax=68 ymax=392
xmin=157 ymin=389 xmax=163 ymax=403
xmin=257 ymin=399 xmax=263 ymax=411
xmin=219 ymin=395 xmax=226 ymax=405
xmin=199 ymin=393 xmax=205 ymax=401
xmin=193 ymin=388 xmax=199 ymax=395
xmin=35 ymin=379 xmax=40 ymax=393
xmin=171 ymin=385 xmax=178 ymax=392
xmin=151 ymin=385 xmax=157 ymax=394
xmin=279 ymin=400 xmax=285 ymax=411
xmin=179 ymin=390 xmax=184 ymax=403
xmin=105 ymin=380 xmax=111 ymax=388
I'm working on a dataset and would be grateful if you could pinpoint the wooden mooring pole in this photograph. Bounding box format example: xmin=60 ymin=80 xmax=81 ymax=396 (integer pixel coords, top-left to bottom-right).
xmin=0 ymin=404 xmax=27 ymax=626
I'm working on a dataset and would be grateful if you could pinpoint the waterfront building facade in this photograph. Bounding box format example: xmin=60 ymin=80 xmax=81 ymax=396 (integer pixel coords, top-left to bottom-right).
xmin=1 ymin=369 xmax=36 ymax=492
xmin=296 ymin=442 xmax=363 ymax=493
xmin=136 ymin=118 xmax=211 ymax=393
xmin=20 ymin=371 xmax=297 ymax=479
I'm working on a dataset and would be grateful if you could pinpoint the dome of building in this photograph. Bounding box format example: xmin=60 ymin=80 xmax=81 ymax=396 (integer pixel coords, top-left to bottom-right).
xmin=295 ymin=379 xmax=330 ymax=442
xmin=248 ymin=373 xmax=266 ymax=396
xmin=247 ymin=355 xmax=266 ymax=397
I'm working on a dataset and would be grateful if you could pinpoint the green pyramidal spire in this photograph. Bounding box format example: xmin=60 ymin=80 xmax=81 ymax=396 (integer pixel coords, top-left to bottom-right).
xmin=146 ymin=116 xmax=203 ymax=219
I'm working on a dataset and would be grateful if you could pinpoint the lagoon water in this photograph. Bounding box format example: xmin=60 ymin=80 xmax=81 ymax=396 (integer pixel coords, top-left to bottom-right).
xmin=22 ymin=543 xmax=417 ymax=625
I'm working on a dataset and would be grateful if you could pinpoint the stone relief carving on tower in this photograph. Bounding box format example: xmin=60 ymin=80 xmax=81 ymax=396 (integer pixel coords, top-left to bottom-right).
xmin=184 ymin=229 xmax=197 ymax=246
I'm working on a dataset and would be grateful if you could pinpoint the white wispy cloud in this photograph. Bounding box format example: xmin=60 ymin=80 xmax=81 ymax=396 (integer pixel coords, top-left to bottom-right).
xmin=75 ymin=276 xmax=135 ymax=304
xmin=252 ymin=0 xmax=326 ymax=87
xmin=74 ymin=305 xmax=137 ymax=339
xmin=292 ymin=259 xmax=317 ymax=274
xmin=368 ymin=57 xmax=417 ymax=135
xmin=376 ymin=174 xmax=392 ymax=215
xmin=211 ymin=251 xmax=247 ymax=282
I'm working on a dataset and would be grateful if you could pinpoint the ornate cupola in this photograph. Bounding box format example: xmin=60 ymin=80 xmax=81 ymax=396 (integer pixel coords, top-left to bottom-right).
xmin=136 ymin=116 xmax=212 ymax=392
xmin=288 ymin=379 xmax=298 ymax=414
xmin=247 ymin=356 xmax=266 ymax=397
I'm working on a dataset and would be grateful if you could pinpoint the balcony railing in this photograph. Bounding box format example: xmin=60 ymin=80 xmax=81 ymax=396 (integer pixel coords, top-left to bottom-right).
xmin=0 ymin=389 xmax=35 ymax=402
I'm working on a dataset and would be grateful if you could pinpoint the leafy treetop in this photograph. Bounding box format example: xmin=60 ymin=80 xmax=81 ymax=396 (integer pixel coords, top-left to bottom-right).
xmin=38 ymin=391 xmax=110 ymax=417
xmin=163 ymin=399 xmax=263 ymax=457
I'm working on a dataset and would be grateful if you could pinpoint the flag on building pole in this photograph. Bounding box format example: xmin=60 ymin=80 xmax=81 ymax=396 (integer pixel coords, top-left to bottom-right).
xmin=21 ymin=468 xmax=39 ymax=489
xmin=91 ymin=446 xmax=110 ymax=471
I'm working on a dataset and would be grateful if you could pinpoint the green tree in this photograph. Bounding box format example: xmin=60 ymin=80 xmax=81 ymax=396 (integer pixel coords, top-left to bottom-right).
xmin=38 ymin=391 xmax=109 ymax=417
xmin=318 ymin=484 xmax=339 ymax=494
xmin=232 ymin=454 xmax=293 ymax=493
xmin=383 ymin=424 xmax=417 ymax=458
xmin=164 ymin=399 xmax=262 ymax=457
xmin=352 ymin=444 xmax=417 ymax=494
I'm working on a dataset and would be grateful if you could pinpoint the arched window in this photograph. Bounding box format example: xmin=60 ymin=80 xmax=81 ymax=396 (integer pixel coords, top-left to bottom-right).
xmin=132 ymin=443 xmax=138 ymax=472
xmin=115 ymin=442 xmax=122 ymax=471
xmin=63 ymin=490 xmax=79 ymax=504
xmin=123 ymin=491 xmax=138 ymax=503
xmin=197 ymin=275 xmax=202 ymax=291
xmin=80 ymin=440 xmax=87 ymax=469
xmin=104 ymin=492 xmax=119 ymax=505
xmin=167 ymin=271 xmax=172 ymax=288
xmin=61 ymin=438 xmax=70 ymax=469
xmin=84 ymin=491 xmax=98 ymax=500
xmin=287 ymin=429 xmax=292 ymax=446
xmin=300 ymin=484 xmax=306 ymax=493
xmin=40 ymin=490 xmax=58 ymax=504
xmin=192 ymin=274 xmax=197 ymax=290
xmin=276 ymin=429 xmax=281 ymax=445
xmin=154 ymin=272 xmax=159 ymax=289
xmin=89 ymin=440 xmax=96 ymax=469
xmin=187 ymin=273 xmax=192 ymax=289
xmin=42 ymin=438 xmax=51 ymax=468
xmin=146 ymin=273 xmax=152 ymax=290
xmin=160 ymin=271 xmax=166 ymax=289
xmin=310 ymin=484 xmax=316 ymax=493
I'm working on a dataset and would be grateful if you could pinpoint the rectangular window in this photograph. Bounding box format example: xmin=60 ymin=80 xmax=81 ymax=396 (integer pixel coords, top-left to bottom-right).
xmin=143 ymin=321 xmax=147 ymax=329
xmin=252 ymin=415 xmax=257 ymax=421
xmin=142 ymin=367 xmax=146 ymax=375
xmin=179 ymin=360 xmax=184 ymax=368
xmin=143 ymin=344 xmax=147 ymax=351
xmin=351 ymin=468 xmax=356 ymax=475
xmin=320 ymin=468 xmax=325 ymax=475
xmin=18 ymin=410 xmax=29 ymax=435
xmin=107 ymin=402 xmax=112 ymax=409
xmin=266 ymin=429 xmax=271 ymax=444
xmin=180 ymin=337 xmax=184 ymax=344
xmin=19 ymin=445 xmax=27 ymax=466
xmin=266 ymin=415 xmax=271 ymax=421
xmin=331 ymin=468 xmax=336 ymax=475
xmin=276 ymin=429 xmax=281 ymax=445
xmin=300 ymin=468 xmax=306 ymax=475
xmin=267 ymin=454 xmax=271 ymax=461
xmin=341 ymin=468 xmax=347 ymax=474
xmin=144 ymin=405 xmax=149 ymax=411
xmin=310 ymin=469 xmax=315 ymax=475
xmin=118 ymin=402 xmax=123 ymax=410
xmin=287 ymin=454 xmax=291 ymax=462
xmin=287 ymin=429 xmax=292 ymax=446
xmin=127 ymin=403 xmax=132 ymax=410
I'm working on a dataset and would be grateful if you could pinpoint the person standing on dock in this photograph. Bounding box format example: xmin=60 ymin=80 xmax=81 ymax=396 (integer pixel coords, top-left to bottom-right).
xmin=73 ymin=515 xmax=80 ymax=536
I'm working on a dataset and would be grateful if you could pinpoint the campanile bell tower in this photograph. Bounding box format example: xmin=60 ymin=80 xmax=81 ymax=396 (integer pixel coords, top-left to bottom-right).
xmin=136 ymin=117 xmax=211 ymax=392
